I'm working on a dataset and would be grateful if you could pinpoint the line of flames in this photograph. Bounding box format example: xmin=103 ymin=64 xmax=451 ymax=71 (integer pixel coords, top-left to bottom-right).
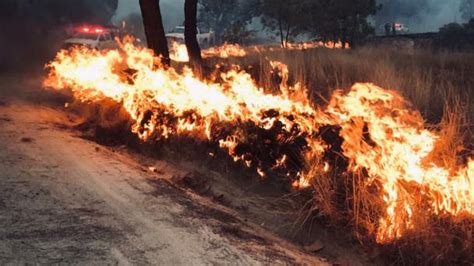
xmin=169 ymin=40 xmax=348 ymax=62
xmin=44 ymin=38 xmax=473 ymax=244
xmin=283 ymin=40 xmax=350 ymax=50
xmin=170 ymin=41 xmax=247 ymax=62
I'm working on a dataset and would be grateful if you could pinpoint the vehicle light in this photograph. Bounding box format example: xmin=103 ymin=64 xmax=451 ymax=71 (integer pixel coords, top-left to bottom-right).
xmin=83 ymin=27 xmax=90 ymax=32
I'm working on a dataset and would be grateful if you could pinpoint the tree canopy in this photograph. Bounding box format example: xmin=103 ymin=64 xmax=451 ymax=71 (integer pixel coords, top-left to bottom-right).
xmin=260 ymin=0 xmax=377 ymax=47
xmin=260 ymin=0 xmax=306 ymax=47
xmin=436 ymin=19 xmax=474 ymax=51
xmin=198 ymin=0 xmax=261 ymax=44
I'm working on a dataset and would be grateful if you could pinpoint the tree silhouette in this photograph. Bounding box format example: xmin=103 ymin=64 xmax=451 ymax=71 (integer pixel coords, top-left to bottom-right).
xmin=185 ymin=0 xmax=202 ymax=63
xmin=139 ymin=0 xmax=170 ymax=66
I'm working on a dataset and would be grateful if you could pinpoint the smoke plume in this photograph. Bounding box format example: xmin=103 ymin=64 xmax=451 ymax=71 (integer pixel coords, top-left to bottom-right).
xmin=375 ymin=0 xmax=463 ymax=32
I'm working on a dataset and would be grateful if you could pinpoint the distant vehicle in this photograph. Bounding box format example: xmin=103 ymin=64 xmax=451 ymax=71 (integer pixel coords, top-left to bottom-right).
xmin=394 ymin=23 xmax=410 ymax=34
xmin=63 ymin=25 xmax=119 ymax=50
xmin=166 ymin=26 xmax=215 ymax=47
xmin=382 ymin=23 xmax=410 ymax=35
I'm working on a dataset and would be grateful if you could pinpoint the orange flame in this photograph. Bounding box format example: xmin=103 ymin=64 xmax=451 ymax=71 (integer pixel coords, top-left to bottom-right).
xmin=321 ymin=84 xmax=474 ymax=242
xmin=169 ymin=41 xmax=189 ymax=62
xmin=202 ymin=43 xmax=247 ymax=58
xmin=284 ymin=41 xmax=350 ymax=50
xmin=44 ymin=39 xmax=473 ymax=244
xmin=169 ymin=41 xmax=247 ymax=62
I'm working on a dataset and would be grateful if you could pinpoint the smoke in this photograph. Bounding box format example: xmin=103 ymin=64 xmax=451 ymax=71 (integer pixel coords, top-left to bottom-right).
xmin=114 ymin=0 xmax=185 ymax=31
xmin=375 ymin=0 xmax=463 ymax=32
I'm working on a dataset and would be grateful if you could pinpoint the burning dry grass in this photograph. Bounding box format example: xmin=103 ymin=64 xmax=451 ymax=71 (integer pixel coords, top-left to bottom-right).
xmin=232 ymin=46 xmax=474 ymax=264
xmin=43 ymin=41 xmax=473 ymax=264
xmin=229 ymin=46 xmax=474 ymax=125
xmin=169 ymin=42 xmax=247 ymax=62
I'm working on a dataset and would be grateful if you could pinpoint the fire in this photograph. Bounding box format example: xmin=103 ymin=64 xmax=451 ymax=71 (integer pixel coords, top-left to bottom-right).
xmin=202 ymin=43 xmax=247 ymax=58
xmin=44 ymin=39 xmax=473 ymax=244
xmin=169 ymin=41 xmax=189 ymax=62
xmin=169 ymin=41 xmax=247 ymax=62
xmin=284 ymin=41 xmax=350 ymax=50
xmin=45 ymin=39 xmax=321 ymax=176
xmin=169 ymin=40 xmax=344 ymax=63
xmin=321 ymin=84 xmax=474 ymax=242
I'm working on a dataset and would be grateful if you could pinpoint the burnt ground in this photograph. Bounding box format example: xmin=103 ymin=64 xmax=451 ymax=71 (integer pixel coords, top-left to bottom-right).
xmin=0 ymin=72 xmax=371 ymax=264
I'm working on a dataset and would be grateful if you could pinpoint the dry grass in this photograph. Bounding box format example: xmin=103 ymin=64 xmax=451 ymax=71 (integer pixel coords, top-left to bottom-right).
xmin=63 ymin=44 xmax=474 ymax=264
xmin=222 ymin=46 xmax=474 ymax=264
xmin=223 ymin=46 xmax=474 ymax=125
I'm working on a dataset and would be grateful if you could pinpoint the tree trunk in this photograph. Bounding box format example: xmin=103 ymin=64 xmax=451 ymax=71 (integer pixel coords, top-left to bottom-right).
xmin=139 ymin=0 xmax=170 ymax=67
xmin=184 ymin=0 xmax=202 ymax=63
xmin=279 ymin=19 xmax=284 ymax=47
xmin=278 ymin=6 xmax=285 ymax=47
xmin=340 ymin=18 xmax=348 ymax=48
xmin=284 ymin=21 xmax=291 ymax=46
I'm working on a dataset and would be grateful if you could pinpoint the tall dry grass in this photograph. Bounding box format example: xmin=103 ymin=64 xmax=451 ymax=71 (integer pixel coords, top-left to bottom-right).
xmin=63 ymin=44 xmax=473 ymax=264
xmin=221 ymin=46 xmax=474 ymax=264
xmin=225 ymin=46 xmax=474 ymax=125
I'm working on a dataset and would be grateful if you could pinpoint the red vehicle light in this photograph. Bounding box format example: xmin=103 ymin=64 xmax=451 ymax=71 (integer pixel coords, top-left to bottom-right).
xmin=76 ymin=25 xmax=106 ymax=34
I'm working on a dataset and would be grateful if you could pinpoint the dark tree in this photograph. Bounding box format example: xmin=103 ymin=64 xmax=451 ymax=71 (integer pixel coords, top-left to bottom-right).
xmin=338 ymin=0 xmax=378 ymax=47
xmin=199 ymin=0 xmax=238 ymax=44
xmin=139 ymin=0 xmax=170 ymax=66
xmin=435 ymin=19 xmax=474 ymax=51
xmin=305 ymin=0 xmax=377 ymax=47
xmin=261 ymin=0 xmax=306 ymax=47
xmin=184 ymin=0 xmax=202 ymax=63
xmin=198 ymin=0 xmax=260 ymax=44
xmin=260 ymin=0 xmax=376 ymax=47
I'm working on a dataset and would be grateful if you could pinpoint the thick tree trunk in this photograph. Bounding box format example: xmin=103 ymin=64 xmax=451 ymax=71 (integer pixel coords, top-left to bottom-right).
xmin=139 ymin=0 xmax=170 ymax=66
xmin=184 ymin=0 xmax=202 ymax=63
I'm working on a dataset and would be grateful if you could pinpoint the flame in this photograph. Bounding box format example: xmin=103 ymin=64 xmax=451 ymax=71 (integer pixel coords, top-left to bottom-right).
xmin=202 ymin=43 xmax=247 ymax=58
xmin=321 ymin=84 xmax=474 ymax=243
xmin=284 ymin=41 xmax=350 ymax=50
xmin=44 ymin=39 xmax=473 ymax=244
xmin=45 ymin=39 xmax=322 ymax=177
xmin=169 ymin=41 xmax=190 ymax=62
xmin=170 ymin=40 xmax=344 ymax=63
xmin=169 ymin=41 xmax=247 ymax=62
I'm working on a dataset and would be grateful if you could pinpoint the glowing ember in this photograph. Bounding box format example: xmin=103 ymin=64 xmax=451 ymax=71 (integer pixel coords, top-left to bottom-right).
xmin=44 ymin=39 xmax=473 ymax=244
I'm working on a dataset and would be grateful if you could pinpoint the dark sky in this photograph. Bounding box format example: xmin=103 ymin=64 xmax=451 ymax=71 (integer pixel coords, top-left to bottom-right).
xmin=113 ymin=0 xmax=464 ymax=34
xmin=114 ymin=0 xmax=184 ymax=31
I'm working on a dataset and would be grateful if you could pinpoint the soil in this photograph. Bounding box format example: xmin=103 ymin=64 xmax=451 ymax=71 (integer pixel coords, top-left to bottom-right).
xmin=0 ymin=72 xmax=372 ymax=264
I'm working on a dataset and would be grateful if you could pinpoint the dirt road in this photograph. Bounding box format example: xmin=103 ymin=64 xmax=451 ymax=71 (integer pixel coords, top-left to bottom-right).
xmin=0 ymin=75 xmax=327 ymax=264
